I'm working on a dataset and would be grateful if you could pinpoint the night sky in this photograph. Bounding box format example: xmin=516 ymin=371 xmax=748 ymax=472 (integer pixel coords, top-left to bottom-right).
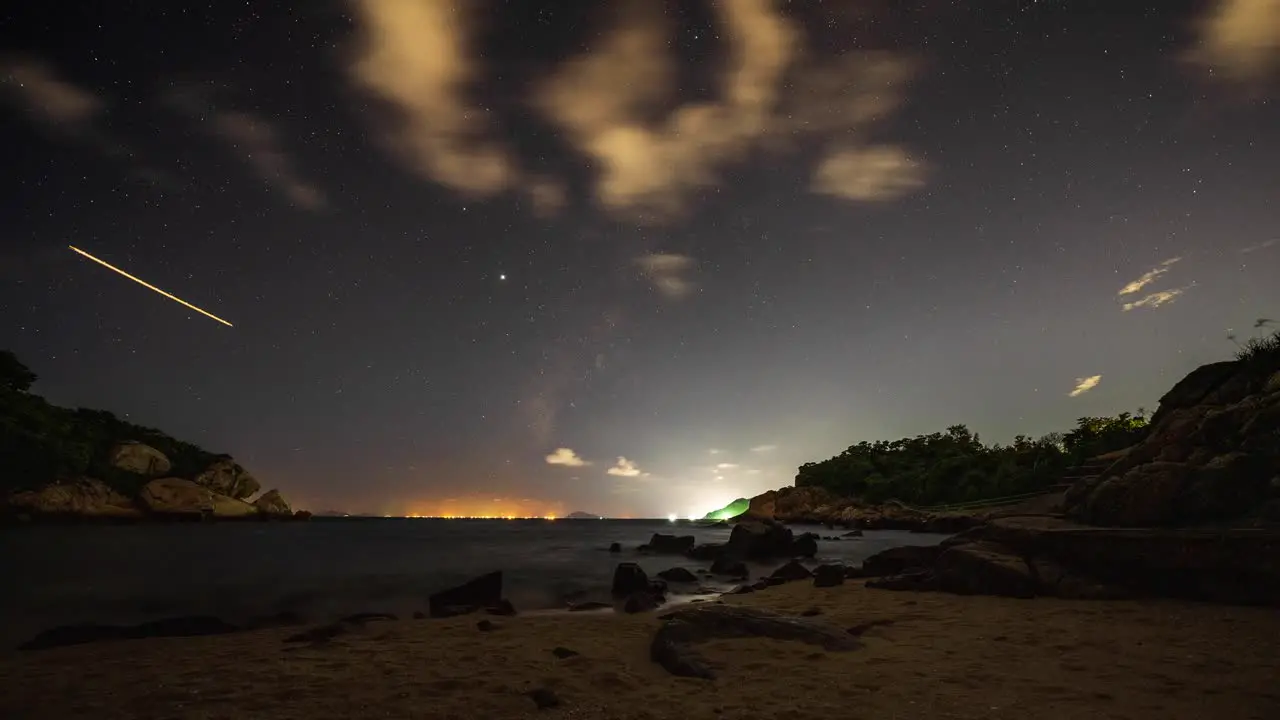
xmin=3 ymin=1 xmax=1278 ymax=518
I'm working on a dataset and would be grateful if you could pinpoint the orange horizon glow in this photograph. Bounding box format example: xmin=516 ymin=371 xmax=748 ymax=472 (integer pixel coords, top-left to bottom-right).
xmin=404 ymin=497 xmax=568 ymax=520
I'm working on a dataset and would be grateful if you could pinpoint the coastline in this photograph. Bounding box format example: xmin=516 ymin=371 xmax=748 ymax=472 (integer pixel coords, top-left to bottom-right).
xmin=4 ymin=580 xmax=1277 ymax=719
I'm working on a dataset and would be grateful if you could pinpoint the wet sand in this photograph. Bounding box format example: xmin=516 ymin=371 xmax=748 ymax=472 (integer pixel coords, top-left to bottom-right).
xmin=2 ymin=582 xmax=1277 ymax=720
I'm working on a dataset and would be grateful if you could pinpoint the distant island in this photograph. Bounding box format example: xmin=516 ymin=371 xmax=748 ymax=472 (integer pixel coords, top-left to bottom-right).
xmin=1 ymin=350 xmax=305 ymax=523
xmin=564 ymin=511 xmax=603 ymax=520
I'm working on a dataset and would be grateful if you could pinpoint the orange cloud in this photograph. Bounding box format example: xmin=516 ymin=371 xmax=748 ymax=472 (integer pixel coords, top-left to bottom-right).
xmin=347 ymin=0 xmax=517 ymax=197
xmin=545 ymin=447 xmax=589 ymax=467
xmin=345 ymin=0 xmax=923 ymax=221
xmin=1188 ymin=0 xmax=1280 ymax=88
xmin=1068 ymin=375 xmax=1102 ymax=398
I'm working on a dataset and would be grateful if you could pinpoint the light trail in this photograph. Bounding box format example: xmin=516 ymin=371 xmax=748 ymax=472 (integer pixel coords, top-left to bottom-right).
xmin=68 ymin=245 xmax=233 ymax=327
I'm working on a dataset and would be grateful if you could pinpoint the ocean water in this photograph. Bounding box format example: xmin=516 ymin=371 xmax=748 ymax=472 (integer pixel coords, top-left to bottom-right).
xmin=0 ymin=518 xmax=948 ymax=648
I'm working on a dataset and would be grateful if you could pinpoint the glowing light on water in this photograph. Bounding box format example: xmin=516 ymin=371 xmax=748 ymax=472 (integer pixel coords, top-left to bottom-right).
xmin=667 ymin=513 xmax=677 ymax=522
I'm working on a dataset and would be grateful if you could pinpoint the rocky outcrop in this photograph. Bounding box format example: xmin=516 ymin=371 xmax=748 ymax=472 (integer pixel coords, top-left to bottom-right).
xmin=683 ymin=519 xmax=819 ymax=568
xmin=194 ymin=458 xmax=261 ymax=500
xmin=650 ymin=605 xmax=862 ymax=680
xmin=19 ymin=616 xmax=240 ymax=651
xmin=611 ymin=563 xmax=668 ymax=613
xmin=7 ymin=478 xmax=144 ymax=520
xmin=138 ymin=478 xmax=257 ymax=518
xmin=107 ymin=442 xmax=171 ymax=476
xmin=656 ymin=567 xmax=698 ymax=583
xmin=743 ymin=486 xmax=985 ymax=533
xmin=1065 ymin=358 xmax=1280 ymax=528
xmin=645 ymin=533 xmax=695 ymax=554
xmin=860 ymin=516 xmax=1280 ymax=605
xmin=768 ymin=559 xmax=813 ymax=582
xmin=813 ymin=564 xmax=845 ymax=587
xmin=252 ymin=489 xmax=292 ymax=516
xmin=6 ymin=474 xmax=300 ymax=523
xmin=427 ymin=571 xmax=506 ymax=618
xmin=612 ymin=563 xmax=651 ymax=597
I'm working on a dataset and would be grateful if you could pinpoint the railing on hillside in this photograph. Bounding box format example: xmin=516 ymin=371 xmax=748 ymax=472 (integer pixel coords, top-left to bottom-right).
xmin=907 ymin=458 xmax=1113 ymax=514
xmin=907 ymin=487 xmax=1067 ymax=513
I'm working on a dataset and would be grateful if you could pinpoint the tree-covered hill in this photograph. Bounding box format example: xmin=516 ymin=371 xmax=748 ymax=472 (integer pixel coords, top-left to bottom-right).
xmin=1 ymin=350 xmax=222 ymax=496
xmin=794 ymin=414 xmax=1151 ymax=507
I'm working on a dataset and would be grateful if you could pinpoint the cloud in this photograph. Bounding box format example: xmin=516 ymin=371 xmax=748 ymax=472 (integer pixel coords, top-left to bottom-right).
xmin=534 ymin=0 xmax=800 ymax=218
xmin=1068 ymin=375 xmax=1102 ymax=397
xmin=164 ymin=85 xmax=326 ymax=209
xmin=545 ymin=447 xmax=589 ymax=467
xmin=715 ymin=463 xmax=739 ymax=470
xmin=750 ymin=444 xmax=778 ymax=453
xmin=209 ymin=111 xmax=327 ymax=210
xmin=344 ymin=0 xmax=922 ymax=221
xmin=709 ymin=448 xmax=723 ymax=455
xmin=635 ymin=253 xmax=697 ymax=299
xmin=811 ymin=144 xmax=926 ymax=202
xmin=1117 ymin=257 xmax=1181 ymax=296
xmin=1241 ymin=238 xmax=1279 ymax=253
xmin=1187 ymin=0 xmax=1280 ymax=88
xmin=528 ymin=177 xmax=567 ymax=218
xmin=607 ymin=456 xmax=643 ymax=477
xmin=1 ymin=58 xmax=101 ymax=129
xmin=2 ymin=58 xmax=173 ymax=186
xmin=1122 ymin=287 xmax=1190 ymax=312
xmin=346 ymin=0 xmax=517 ymax=197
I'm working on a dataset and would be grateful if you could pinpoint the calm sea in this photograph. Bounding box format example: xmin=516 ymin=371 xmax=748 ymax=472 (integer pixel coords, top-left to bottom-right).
xmin=0 ymin=518 xmax=948 ymax=648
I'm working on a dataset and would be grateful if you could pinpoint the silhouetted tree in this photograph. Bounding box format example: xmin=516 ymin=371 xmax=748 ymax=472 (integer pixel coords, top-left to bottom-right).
xmin=0 ymin=350 xmax=37 ymax=393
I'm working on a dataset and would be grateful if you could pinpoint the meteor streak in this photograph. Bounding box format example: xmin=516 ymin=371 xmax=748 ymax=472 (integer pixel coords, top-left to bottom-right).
xmin=68 ymin=246 xmax=233 ymax=327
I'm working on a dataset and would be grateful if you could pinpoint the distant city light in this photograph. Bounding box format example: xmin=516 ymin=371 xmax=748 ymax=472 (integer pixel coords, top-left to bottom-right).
xmin=667 ymin=513 xmax=677 ymax=522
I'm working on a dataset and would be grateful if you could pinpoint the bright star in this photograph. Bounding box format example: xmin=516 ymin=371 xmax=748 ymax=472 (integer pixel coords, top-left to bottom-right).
xmin=499 ymin=273 xmax=506 ymax=281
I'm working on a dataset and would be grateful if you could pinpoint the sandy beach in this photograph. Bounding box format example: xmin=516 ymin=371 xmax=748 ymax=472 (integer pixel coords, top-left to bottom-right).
xmin=3 ymin=582 xmax=1277 ymax=720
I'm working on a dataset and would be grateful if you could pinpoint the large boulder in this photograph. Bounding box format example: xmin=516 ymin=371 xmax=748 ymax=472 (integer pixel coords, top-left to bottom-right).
xmin=656 ymin=567 xmax=698 ymax=583
xmin=725 ymin=520 xmax=795 ymax=559
xmin=646 ymin=533 xmax=695 ymax=554
xmin=650 ymin=605 xmax=862 ymax=680
xmin=933 ymin=541 xmax=1037 ymax=599
xmin=745 ymin=490 xmax=777 ymax=519
xmin=1066 ymin=356 xmax=1280 ymax=528
xmin=194 ymin=459 xmax=260 ymax=500
xmin=866 ymin=516 xmax=1280 ymax=606
xmin=768 ymin=560 xmax=813 ymax=583
xmin=139 ymin=478 xmax=257 ymax=518
xmin=107 ymin=442 xmax=171 ymax=476
xmin=812 ymin=564 xmax=845 ymax=587
xmin=611 ymin=563 xmax=651 ymax=596
xmin=789 ymin=532 xmax=819 ymax=557
xmin=1080 ymin=461 xmax=1192 ymax=526
xmin=252 ymin=489 xmax=292 ymax=516
xmin=1150 ymin=360 xmax=1240 ymax=423
xmin=428 ymin=571 xmax=504 ymax=618
xmin=861 ymin=544 xmax=942 ymax=576
xmin=611 ymin=562 xmax=666 ymax=613
xmin=8 ymin=478 xmax=144 ymax=520
xmin=709 ymin=555 xmax=748 ymax=577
